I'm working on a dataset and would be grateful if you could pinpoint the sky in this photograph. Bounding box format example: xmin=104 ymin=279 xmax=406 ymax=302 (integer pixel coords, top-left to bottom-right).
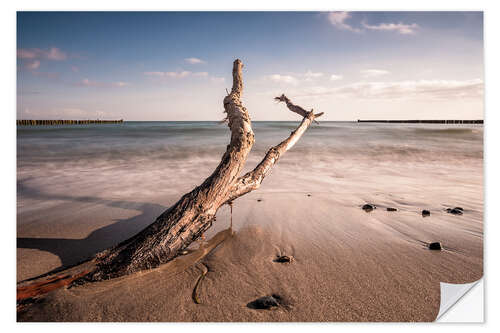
xmin=16 ymin=11 xmax=484 ymax=121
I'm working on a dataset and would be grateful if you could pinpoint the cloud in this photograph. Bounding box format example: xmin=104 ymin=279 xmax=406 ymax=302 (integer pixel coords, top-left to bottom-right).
xmin=143 ymin=71 xmax=166 ymax=77
xmin=184 ymin=57 xmax=206 ymax=64
xmin=144 ymin=70 xmax=215 ymax=80
xmin=24 ymin=60 xmax=40 ymax=70
xmin=360 ymin=69 xmax=390 ymax=78
xmin=362 ymin=21 xmax=419 ymax=34
xmin=17 ymin=47 xmax=67 ymax=61
xmin=112 ymin=81 xmax=130 ymax=87
xmin=17 ymin=49 xmax=38 ymax=59
xmin=46 ymin=47 xmax=67 ymax=60
xmin=327 ymin=12 xmax=362 ymax=33
xmin=304 ymin=70 xmax=324 ymax=81
xmin=78 ymin=78 xmax=98 ymax=86
xmin=327 ymin=12 xmax=419 ymax=35
xmin=71 ymin=65 xmax=79 ymax=73
xmin=30 ymin=71 xmax=59 ymax=79
xmin=330 ymin=74 xmax=343 ymax=81
xmin=295 ymin=79 xmax=484 ymax=100
xmin=211 ymin=77 xmax=225 ymax=83
xmin=18 ymin=107 xmax=113 ymax=120
xmin=266 ymin=74 xmax=299 ymax=85
xmin=165 ymin=71 xmax=192 ymax=78
xmin=144 ymin=71 xmax=191 ymax=78
xmin=75 ymin=78 xmax=129 ymax=87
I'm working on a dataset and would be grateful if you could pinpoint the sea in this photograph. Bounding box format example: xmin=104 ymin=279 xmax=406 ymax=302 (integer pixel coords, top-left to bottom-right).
xmin=17 ymin=121 xmax=483 ymax=222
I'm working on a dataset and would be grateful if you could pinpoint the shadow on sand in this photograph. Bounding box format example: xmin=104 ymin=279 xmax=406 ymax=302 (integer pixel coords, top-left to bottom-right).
xmin=17 ymin=179 xmax=168 ymax=279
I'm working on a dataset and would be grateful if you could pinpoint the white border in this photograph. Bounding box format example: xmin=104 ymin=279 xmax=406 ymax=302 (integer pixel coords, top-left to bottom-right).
xmin=3 ymin=0 xmax=498 ymax=331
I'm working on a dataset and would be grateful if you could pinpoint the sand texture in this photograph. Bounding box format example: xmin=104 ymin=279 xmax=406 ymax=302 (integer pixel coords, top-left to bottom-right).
xmin=17 ymin=123 xmax=483 ymax=321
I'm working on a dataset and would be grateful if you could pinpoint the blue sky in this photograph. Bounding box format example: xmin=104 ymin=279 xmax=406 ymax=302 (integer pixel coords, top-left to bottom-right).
xmin=17 ymin=11 xmax=484 ymax=120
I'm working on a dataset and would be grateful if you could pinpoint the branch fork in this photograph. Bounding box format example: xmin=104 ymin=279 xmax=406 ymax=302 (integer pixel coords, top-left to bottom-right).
xmin=19 ymin=59 xmax=324 ymax=286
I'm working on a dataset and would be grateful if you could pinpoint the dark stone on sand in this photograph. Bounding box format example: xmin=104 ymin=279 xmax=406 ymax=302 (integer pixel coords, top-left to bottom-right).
xmin=274 ymin=255 xmax=292 ymax=263
xmin=387 ymin=207 xmax=397 ymax=212
xmin=307 ymin=194 xmax=311 ymax=197
xmin=446 ymin=207 xmax=463 ymax=215
xmin=257 ymin=199 xmax=262 ymax=202
xmin=428 ymin=242 xmax=442 ymax=250
xmin=362 ymin=204 xmax=376 ymax=212
xmin=422 ymin=210 xmax=430 ymax=217
xmin=247 ymin=295 xmax=280 ymax=310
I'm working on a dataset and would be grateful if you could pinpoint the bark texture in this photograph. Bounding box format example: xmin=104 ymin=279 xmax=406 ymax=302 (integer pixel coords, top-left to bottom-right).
xmin=58 ymin=60 xmax=323 ymax=281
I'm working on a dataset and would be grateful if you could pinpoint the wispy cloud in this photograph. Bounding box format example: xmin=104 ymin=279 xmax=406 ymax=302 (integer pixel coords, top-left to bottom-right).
xmin=71 ymin=65 xmax=79 ymax=73
xmin=362 ymin=21 xmax=419 ymax=34
xmin=328 ymin=12 xmax=420 ymax=35
xmin=24 ymin=60 xmax=40 ymax=70
xmin=184 ymin=57 xmax=206 ymax=64
xmin=327 ymin=12 xmax=362 ymax=33
xmin=304 ymin=70 xmax=324 ymax=81
xmin=144 ymin=71 xmax=191 ymax=78
xmin=19 ymin=107 xmax=116 ymax=120
xmin=266 ymin=74 xmax=299 ymax=85
xmin=210 ymin=77 xmax=225 ymax=84
xmin=144 ymin=70 xmax=213 ymax=79
xmin=360 ymin=69 xmax=390 ymax=78
xmin=17 ymin=47 xmax=67 ymax=61
xmin=30 ymin=71 xmax=60 ymax=79
xmin=295 ymin=79 xmax=483 ymax=100
xmin=75 ymin=78 xmax=130 ymax=87
xmin=46 ymin=47 xmax=67 ymax=60
xmin=265 ymin=71 xmax=329 ymax=85
xmin=112 ymin=81 xmax=130 ymax=87
xmin=76 ymin=78 xmax=98 ymax=86
xmin=330 ymin=74 xmax=343 ymax=81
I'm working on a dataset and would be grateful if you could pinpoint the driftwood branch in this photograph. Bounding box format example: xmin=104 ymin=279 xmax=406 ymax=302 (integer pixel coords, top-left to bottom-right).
xmin=87 ymin=59 xmax=255 ymax=280
xmin=275 ymin=94 xmax=324 ymax=123
xmin=227 ymin=95 xmax=323 ymax=201
xmin=17 ymin=60 xmax=324 ymax=303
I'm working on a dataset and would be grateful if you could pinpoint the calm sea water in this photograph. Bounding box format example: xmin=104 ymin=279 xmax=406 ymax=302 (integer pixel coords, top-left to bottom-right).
xmin=17 ymin=121 xmax=483 ymax=163
xmin=17 ymin=121 xmax=483 ymax=217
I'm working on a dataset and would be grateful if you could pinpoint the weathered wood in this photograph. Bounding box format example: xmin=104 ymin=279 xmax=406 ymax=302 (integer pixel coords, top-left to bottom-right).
xmin=85 ymin=59 xmax=255 ymax=280
xmin=18 ymin=60 xmax=323 ymax=290
xmin=227 ymin=97 xmax=323 ymax=202
xmin=274 ymin=94 xmax=324 ymax=123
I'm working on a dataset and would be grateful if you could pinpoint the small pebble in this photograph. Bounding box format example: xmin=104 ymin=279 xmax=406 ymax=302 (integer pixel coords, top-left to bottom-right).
xmin=428 ymin=242 xmax=442 ymax=250
xmin=386 ymin=207 xmax=398 ymax=212
xmin=247 ymin=295 xmax=280 ymax=310
xmin=422 ymin=210 xmax=431 ymax=217
xmin=257 ymin=199 xmax=262 ymax=202
xmin=362 ymin=204 xmax=376 ymax=212
xmin=307 ymin=194 xmax=311 ymax=197
xmin=274 ymin=255 xmax=293 ymax=263
xmin=446 ymin=207 xmax=463 ymax=215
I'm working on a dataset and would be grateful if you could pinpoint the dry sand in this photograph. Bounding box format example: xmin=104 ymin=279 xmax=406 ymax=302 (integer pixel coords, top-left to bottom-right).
xmin=17 ymin=159 xmax=483 ymax=322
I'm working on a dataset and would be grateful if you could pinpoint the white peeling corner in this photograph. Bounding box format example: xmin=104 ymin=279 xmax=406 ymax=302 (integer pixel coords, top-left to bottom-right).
xmin=436 ymin=278 xmax=483 ymax=322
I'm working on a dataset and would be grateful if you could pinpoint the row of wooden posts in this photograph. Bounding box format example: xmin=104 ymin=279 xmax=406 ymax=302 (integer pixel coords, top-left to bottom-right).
xmin=357 ymin=119 xmax=483 ymax=124
xmin=17 ymin=119 xmax=124 ymax=126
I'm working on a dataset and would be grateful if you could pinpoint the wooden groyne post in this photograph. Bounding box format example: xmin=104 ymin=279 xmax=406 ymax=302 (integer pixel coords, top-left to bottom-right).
xmin=357 ymin=119 xmax=483 ymax=124
xmin=17 ymin=119 xmax=124 ymax=126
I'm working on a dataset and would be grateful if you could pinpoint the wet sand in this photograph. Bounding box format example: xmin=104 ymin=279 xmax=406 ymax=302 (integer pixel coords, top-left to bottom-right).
xmin=17 ymin=161 xmax=483 ymax=321
xmin=17 ymin=122 xmax=483 ymax=321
